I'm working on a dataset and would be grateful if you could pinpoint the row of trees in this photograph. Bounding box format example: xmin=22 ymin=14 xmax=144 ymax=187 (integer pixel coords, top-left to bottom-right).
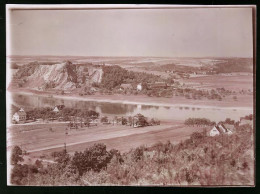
xmin=100 ymin=114 xmax=160 ymax=127
xmin=101 ymin=65 xmax=164 ymax=90
xmin=26 ymin=107 xmax=99 ymax=121
xmin=184 ymin=118 xmax=216 ymax=127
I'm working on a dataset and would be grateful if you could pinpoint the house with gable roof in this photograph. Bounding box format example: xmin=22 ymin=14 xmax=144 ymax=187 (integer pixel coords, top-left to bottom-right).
xmin=53 ymin=106 xmax=59 ymax=113
xmin=209 ymin=123 xmax=233 ymax=137
xmin=12 ymin=108 xmax=27 ymax=123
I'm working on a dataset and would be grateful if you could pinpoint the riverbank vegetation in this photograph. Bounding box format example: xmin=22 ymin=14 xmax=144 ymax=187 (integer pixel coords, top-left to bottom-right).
xmin=25 ymin=107 xmax=99 ymax=121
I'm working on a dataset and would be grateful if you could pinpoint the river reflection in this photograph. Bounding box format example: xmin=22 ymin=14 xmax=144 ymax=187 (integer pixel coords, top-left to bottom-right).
xmin=11 ymin=93 xmax=253 ymax=122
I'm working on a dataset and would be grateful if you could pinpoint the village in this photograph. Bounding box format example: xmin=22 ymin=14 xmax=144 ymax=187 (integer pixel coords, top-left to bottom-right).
xmin=12 ymin=105 xmax=161 ymax=128
xmin=11 ymin=104 xmax=253 ymax=138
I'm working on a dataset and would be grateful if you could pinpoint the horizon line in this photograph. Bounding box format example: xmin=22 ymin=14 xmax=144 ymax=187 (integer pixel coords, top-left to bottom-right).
xmin=6 ymin=55 xmax=253 ymax=59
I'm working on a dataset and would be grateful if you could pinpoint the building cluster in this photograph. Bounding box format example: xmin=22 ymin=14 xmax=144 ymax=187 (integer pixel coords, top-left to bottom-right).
xmin=119 ymin=81 xmax=175 ymax=92
xmin=209 ymin=123 xmax=233 ymax=136
xmin=11 ymin=105 xmax=160 ymax=130
xmin=209 ymin=117 xmax=253 ymax=137
xmin=11 ymin=105 xmax=253 ymax=138
xmin=100 ymin=113 xmax=160 ymax=128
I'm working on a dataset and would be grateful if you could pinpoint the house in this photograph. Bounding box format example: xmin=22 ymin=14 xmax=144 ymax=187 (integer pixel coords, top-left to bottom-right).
xmin=209 ymin=124 xmax=233 ymax=136
xmin=218 ymin=124 xmax=233 ymax=135
xmin=210 ymin=126 xmax=221 ymax=136
xmin=239 ymin=118 xmax=253 ymax=126
xmin=12 ymin=108 xmax=27 ymax=123
xmin=53 ymin=106 xmax=59 ymax=113
xmin=120 ymin=83 xmax=133 ymax=91
xmin=137 ymin=83 xmax=142 ymax=91
xmin=89 ymin=118 xmax=99 ymax=126
xmin=90 ymin=87 xmax=98 ymax=92
xmin=147 ymin=82 xmax=168 ymax=89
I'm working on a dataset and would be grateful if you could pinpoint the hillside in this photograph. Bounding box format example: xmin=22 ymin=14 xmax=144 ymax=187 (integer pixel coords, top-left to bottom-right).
xmin=10 ymin=62 xmax=164 ymax=93
xmin=10 ymin=123 xmax=254 ymax=186
xmin=11 ymin=61 xmax=103 ymax=91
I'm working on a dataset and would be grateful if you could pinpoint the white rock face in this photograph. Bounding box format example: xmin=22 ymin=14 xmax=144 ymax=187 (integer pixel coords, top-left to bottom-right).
xmin=20 ymin=63 xmax=103 ymax=90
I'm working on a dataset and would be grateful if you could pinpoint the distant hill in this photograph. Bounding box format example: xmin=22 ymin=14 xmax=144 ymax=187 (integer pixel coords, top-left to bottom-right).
xmin=212 ymin=58 xmax=253 ymax=73
xmin=144 ymin=58 xmax=253 ymax=74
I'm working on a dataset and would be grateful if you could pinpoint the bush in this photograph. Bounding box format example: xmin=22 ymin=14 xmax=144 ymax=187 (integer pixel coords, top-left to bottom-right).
xmin=11 ymin=146 xmax=24 ymax=165
xmin=71 ymin=143 xmax=111 ymax=176
xmin=132 ymin=146 xmax=145 ymax=162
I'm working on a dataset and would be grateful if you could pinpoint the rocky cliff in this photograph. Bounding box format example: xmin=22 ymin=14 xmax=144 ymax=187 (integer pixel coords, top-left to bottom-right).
xmin=13 ymin=61 xmax=103 ymax=91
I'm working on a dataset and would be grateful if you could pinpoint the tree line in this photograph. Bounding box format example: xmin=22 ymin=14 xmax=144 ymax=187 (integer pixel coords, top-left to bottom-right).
xmin=184 ymin=118 xmax=216 ymax=127
xmin=26 ymin=107 xmax=99 ymax=121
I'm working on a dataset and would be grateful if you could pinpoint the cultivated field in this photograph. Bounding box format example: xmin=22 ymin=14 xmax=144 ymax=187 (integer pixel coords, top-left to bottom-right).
xmin=181 ymin=74 xmax=253 ymax=92
xmin=8 ymin=121 xmax=207 ymax=160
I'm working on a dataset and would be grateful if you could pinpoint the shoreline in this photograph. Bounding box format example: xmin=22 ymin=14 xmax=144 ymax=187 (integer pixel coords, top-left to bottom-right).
xmin=8 ymin=89 xmax=253 ymax=111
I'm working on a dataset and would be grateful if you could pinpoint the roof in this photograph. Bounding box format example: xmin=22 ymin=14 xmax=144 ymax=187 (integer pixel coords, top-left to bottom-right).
xmin=15 ymin=111 xmax=26 ymax=116
xmin=53 ymin=107 xmax=59 ymax=111
xmin=148 ymin=82 xmax=167 ymax=88
xmin=212 ymin=124 xmax=230 ymax=134
xmin=120 ymin=84 xmax=132 ymax=89
xmin=223 ymin=124 xmax=235 ymax=131
xmin=218 ymin=124 xmax=228 ymax=133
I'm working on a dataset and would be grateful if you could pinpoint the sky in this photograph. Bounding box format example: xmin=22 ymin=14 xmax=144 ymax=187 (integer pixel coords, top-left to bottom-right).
xmin=8 ymin=7 xmax=253 ymax=57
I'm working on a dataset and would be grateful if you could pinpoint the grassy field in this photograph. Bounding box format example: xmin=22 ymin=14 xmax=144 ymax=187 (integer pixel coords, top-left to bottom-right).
xmin=8 ymin=121 xmax=207 ymax=160
xmin=181 ymin=74 xmax=253 ymax=92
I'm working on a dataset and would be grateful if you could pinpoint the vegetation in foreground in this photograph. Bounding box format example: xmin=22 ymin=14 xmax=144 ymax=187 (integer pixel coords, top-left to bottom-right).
xmin=10 ymin=123 xmax=253 ymax=186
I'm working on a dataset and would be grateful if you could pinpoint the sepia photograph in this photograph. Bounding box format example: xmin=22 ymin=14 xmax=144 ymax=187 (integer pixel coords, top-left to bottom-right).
xmin=6 ymin=4 xmax=255 ymax=186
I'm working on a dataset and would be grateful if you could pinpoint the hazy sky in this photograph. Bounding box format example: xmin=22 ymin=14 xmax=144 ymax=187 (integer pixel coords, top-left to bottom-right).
xmin=9 ymin=7 xmax=253 ymax=57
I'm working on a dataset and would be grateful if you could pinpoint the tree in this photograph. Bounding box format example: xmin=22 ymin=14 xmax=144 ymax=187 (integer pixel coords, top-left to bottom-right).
xmin=128 ymin=116 xmax=133 ymax=126
xmin=71 ymin=143 xmax=111 ymax=176
xmin=109 ymin=149 xmax=124 ymax=164
xmin=11 ymin=146 xmax=24 ymax=165
xmin=134 ymin=114 xmax=148 ymax=127
xmin=225 ymin=118 xmax=235 ymax=125
xmin=122 ymin=117 xmax=127 ymax=125
xmin=132 ymin=146 xmax=144 ymax=162
xmin=101 ymin=116 xmax=108 ymax=123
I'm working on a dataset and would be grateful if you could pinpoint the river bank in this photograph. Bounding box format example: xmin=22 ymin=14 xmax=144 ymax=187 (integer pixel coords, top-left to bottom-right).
xmin=8 ymin=88 xmax=253 ymax=110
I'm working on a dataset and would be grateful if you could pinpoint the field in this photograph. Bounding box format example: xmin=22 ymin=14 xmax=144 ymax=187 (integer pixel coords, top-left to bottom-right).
xmin=181 ymin=74 xmax=253 ymax=92
xmin=8 ymin=121 xmax=207 ymax=160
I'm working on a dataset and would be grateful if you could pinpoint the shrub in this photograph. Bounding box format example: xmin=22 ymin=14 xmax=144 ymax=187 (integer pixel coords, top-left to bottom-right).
xmin=71 ymin=143 xmax=111 ymax=176
xmin=11 ymin=146 xmax=24 ymax=165
xmin=132 ymin=146 xmax=145 ymax=162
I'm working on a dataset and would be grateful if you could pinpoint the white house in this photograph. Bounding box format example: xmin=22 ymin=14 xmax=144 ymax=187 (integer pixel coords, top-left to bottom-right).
xmin=89 ymin=118 xmax=99 ymax=124
xmin=53 ymin=106 xmax=59 ymax=113
xmin=210 ymin=126 xmax=221 ymax=136
xmin=209 ymin=124 xmax=233 ymax=136
xmin=137 ymin=83 xmax=142 ymax=91
xmin=12 ymin=108 xmax=27 ymax=123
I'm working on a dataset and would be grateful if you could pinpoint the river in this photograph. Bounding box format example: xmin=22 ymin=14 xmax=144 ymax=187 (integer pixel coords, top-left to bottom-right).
xmin=11 ymin=93 xmax=253 ymax=122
